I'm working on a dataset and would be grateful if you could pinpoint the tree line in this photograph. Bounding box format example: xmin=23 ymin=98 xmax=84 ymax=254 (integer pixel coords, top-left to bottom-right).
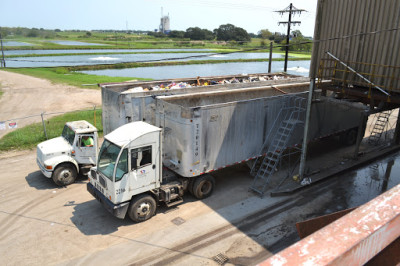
xmin=1 ymin=25 xmax=312 ymax=51
xmin=149 ymin=24 xmax=252 ymax=44
xmin=151 ymin=24 xmax=312 ymax=50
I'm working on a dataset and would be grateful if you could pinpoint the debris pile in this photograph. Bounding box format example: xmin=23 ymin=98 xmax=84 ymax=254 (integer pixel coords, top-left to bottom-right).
xmin=124 ymin=74 xmax=287 ymax=93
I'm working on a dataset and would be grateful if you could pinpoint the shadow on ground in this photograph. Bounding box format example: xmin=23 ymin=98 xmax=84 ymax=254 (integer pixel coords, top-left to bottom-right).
xmin=25 ymin=171 xmax=89 ymax=190
xmin=70 ymin=199 xmax=131 ymax=235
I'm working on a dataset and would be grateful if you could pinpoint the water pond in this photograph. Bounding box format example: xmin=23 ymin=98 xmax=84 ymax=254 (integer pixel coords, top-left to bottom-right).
xmin=2 ymin=41 xmax=35 ymax=46
xmin=80 ymin=60 xmax=310 ymax=79
xmin=5 ymin=52 xmax=284 ymax=68
xmin=4 ymin=48 xmax=214 ymax=56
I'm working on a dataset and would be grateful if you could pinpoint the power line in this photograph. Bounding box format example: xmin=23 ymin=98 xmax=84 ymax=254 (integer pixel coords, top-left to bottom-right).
xmin=275 ymin=3 xmax=306 ymax=72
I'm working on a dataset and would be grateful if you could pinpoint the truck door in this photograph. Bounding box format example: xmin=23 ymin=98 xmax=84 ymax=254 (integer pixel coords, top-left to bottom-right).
xmin=75 ymin=134 xmax=97 ymax=165
xmin=129 ymin=144 xmax=157 ymax=193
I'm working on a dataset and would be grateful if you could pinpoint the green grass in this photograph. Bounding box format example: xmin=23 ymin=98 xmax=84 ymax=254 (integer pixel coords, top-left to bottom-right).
xmin=4 ymin=68 xmax=148 ymax=89
xmin=274 ymin=52 xmax=312 ymax=59
xmin=0 ymin=109 xmax=103 ymax=152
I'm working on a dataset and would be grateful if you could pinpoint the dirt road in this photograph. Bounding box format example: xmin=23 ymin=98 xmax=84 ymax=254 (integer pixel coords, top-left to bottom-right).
xmin=0 ymin=70 xmax=101 ymax=138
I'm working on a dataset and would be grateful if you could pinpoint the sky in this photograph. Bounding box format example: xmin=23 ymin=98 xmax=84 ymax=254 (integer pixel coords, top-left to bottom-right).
xmin=1 ymin=0 xmax=318 ymax=37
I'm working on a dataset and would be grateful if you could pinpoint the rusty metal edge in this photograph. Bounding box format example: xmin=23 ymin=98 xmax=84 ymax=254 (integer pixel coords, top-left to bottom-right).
xmin=261 ymin=183 xmax=400 ymax=265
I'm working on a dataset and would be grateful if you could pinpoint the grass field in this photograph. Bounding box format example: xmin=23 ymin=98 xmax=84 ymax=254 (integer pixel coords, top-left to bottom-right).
xmin=0 ymin=109 xmax=102 ymax=152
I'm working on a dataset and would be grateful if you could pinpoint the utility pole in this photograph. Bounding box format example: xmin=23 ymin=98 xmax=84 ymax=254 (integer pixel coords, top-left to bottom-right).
xmin=0 ymin=30 xmax=5 ymax=68
xmin=275 ymin=3 xmax=305 ymax=72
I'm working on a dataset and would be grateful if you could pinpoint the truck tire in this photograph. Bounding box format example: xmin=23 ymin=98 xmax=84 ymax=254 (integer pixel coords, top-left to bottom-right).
xmin=340 ymin=128 xmax=358 ymax=146
xmin=52 ymin=164 xmax=77 ymax=186
xmin=192 ymin=174 xmax=215 ymax=199
xmin=128 ymin=194 xmax=157 ymax=223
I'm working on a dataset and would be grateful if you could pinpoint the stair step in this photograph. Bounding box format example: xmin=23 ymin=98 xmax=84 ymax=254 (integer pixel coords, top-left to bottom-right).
xmin=165 ymin=197 xmax=184 ymax=207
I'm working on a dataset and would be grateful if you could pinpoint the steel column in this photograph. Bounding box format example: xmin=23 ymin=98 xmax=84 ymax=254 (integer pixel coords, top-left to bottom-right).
xmin=298 ymin=79 xmax=315 ymax=180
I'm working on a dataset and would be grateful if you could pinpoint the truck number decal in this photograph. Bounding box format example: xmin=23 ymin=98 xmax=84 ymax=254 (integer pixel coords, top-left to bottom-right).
xmin=116 ymin=188 xmax=126 ymax=195
xmin=194 ymin=123 xmax=200 ymax=157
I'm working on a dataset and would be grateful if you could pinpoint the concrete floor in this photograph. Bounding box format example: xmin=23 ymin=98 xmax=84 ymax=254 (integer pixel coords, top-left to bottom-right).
xmin=1 ymin=134 xmax=399 ymax=265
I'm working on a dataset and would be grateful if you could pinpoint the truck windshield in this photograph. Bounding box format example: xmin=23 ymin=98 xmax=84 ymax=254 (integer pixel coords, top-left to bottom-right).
xmin=61 ymin=125 xmax=75 ymax=145
xmin=97 ymin=140 xmax=121 ymax=181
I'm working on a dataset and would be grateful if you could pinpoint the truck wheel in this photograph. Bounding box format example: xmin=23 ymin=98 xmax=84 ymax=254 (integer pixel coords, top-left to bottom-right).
xmin=192 ymin=175 xmax=215 ymax=199
xmin=188 ymin=178 xmax=195 ymax=195
xmin=52 ymin=164 xmax=77 ymax=186
xmin=128 ymin=194 xmax=157 ymax=223
xmin=340 ymin=128 xmax=358 ymax=146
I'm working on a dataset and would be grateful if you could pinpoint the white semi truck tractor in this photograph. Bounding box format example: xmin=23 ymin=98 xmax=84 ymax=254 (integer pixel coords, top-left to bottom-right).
xmin=87 ymin=121 xmax=199 ymax=222
xmin=36 ymin=120 xmax=99 ymax=186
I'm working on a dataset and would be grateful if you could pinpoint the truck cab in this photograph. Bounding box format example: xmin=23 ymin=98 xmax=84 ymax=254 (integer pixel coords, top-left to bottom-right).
xmin=36 ymin=120 xmax=98 ymax=186
xmin=87 ymin=122 xmax=165 ymax=221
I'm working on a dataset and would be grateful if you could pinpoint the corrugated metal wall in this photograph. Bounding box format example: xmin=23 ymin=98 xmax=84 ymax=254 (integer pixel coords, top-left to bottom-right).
xmin=310 ymin=0 xmax=400 ymax=92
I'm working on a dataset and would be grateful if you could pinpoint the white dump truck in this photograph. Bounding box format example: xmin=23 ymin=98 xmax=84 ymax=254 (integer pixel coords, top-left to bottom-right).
xmin=36 ymin=120 xmax=99 ymax=186
xmin=87 ymin=77 xmax=365 ymax=222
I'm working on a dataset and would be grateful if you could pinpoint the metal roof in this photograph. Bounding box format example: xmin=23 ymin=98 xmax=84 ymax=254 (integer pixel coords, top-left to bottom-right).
xmin=66 ymin=120 xmax=97 ymax=134
xmin=105 ymin=121 xmax=161 ymax=147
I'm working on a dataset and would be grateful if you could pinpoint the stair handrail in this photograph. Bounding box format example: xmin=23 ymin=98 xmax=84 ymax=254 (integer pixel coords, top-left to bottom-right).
xmin=250 ymin=95 xmax=292 ymax=174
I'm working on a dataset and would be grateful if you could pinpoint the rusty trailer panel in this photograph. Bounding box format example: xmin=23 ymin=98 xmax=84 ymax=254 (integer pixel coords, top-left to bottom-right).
xmin=296 ymin=208 xmax=355 ymax=239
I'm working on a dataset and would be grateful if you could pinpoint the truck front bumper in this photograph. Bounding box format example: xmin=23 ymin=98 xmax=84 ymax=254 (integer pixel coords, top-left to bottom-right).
xmin=87 ymin=183 xmax=129 ymax=219
xmin=36 ymin=158 xmax=52 ymax=178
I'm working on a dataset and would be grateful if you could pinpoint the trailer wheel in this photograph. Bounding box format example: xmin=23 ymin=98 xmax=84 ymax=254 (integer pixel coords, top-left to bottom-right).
xmin=192 ymin=174 xmax=215 ymax=199
xmin=128 ymin=194 xmax=157 ymax=223
xmin=52 ymin=164 xmax=77 ymax=186
xmin=188 ymin=178 xmax=195 ymax=195
xmin=340 ymin=128 xmax=358 ymax=146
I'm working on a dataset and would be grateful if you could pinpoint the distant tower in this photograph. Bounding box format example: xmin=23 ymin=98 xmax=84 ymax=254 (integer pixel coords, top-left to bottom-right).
xmin=159 ymin=7 xmax=170 ymax=33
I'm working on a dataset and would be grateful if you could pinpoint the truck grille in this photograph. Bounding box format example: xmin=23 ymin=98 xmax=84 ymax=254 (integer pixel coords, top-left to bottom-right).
xmin=99 ymin=175 xmax=107 ymax=188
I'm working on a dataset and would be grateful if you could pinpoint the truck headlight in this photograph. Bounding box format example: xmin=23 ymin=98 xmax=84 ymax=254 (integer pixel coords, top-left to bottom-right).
xmin=90 ymin=169 xmax=97 ymax=180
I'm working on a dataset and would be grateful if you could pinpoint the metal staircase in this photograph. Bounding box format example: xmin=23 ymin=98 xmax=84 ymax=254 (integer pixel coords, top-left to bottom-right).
xmin=250 ymin=96 xmax=306 ymax=196
xmin=368 ymin=110 xmax=391 ymax=145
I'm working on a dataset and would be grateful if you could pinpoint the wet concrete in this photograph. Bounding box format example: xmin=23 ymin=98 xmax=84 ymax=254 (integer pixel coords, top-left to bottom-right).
xmin=264 ymin=146 xmax=400 ymax=254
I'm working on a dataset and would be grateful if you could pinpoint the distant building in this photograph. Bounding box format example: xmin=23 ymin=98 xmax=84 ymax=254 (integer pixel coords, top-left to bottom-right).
xmin=159 ymin=15 xmax=170 ymax=34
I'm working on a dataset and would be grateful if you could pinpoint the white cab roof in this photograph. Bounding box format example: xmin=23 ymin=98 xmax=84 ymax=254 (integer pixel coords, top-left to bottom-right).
xmin=66 ymin=120 xmax=97 ymax=134
xmin=105 ymin=121 xmax=161 ymax=147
